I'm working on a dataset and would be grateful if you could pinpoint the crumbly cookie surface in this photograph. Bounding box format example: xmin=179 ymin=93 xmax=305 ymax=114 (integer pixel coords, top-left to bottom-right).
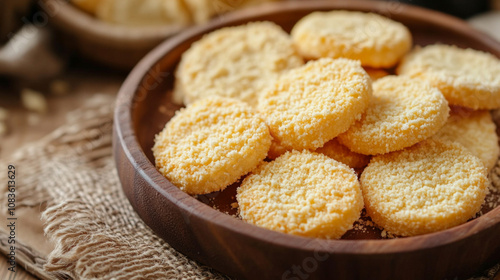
xmin=397 ymin=44 xmax=500 ymax=109
xmin=291 ymin=11 xmax=412 ymax=68
xmin=259 ymin=58 xmax=372 ymax=150
xmin=153 ymin=97 xmax=271 ymax=195
xmin=361 ymin=139 xmax=488 ymax=236
xmin=237 ymin=150 xmax=364 ymax=239
xmin=433 ymin=107 xmax=499 ymax=171
xmin=338 ymin=76 xmax=449 ymax=155
xmin=175 ymin=21 xmax=303 ymax=106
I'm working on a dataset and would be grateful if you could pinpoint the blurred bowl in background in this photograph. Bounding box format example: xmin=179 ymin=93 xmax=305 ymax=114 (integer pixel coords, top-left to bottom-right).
xmin=39 ymin=0 xmax=282 ymax=70
xmin=40 ymin=0 xmax=186 ymax=70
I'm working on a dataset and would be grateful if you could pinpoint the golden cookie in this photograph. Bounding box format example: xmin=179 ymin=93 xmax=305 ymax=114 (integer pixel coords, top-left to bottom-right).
xmin=175 ymin=21 xmax=304 ymax=106
xmin=291 ymin=11 xmax=412 ymax=68
xmin=361 ymin=139 xmax=488 ymax=236
xmin=397 ymin=44 xmax=500 ymax=109
xmin=153 ymin=97 xmax=271 ymax=195
xmin=237 ymin=150 xmax=363 ymax=239
xmin=316 ymin=138 xmax=370 ymax=169
xmin=338 ymin=76 xmax=449 ymax=155
xmin=259 ymin=58 xmax=372 ymax=150
xmin=433 ymin=107 xmax=499 ymax=171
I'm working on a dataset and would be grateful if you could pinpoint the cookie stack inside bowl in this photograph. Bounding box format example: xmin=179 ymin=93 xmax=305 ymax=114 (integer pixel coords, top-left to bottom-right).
xmin=152 ymin=10 xmax=500 ymax=239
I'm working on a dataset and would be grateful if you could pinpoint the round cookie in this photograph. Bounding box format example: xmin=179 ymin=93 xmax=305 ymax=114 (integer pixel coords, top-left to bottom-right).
xmin=71 ymin=0 xmax=100 ymax=14
xmin=361 ymin=139 xmax=489 ymax=236
xmin=338 ymin=75 xmax=449 ymax=155
xmin=174 ymin=21 xmax=304 ymax=107
xmin=291 ymin=11 xmax=412 ymax=68
xmin=397 ymin=44 xmax=500 ymax=110
xmin=433 ymin=107 xmax=499 ymax=171
xmin=316 ymin=138 xmax=370 ymax=169
xmin=237 ymin=150 xmax=364 ymax=239
xmin=153 ymin=97 xmax=272 ymax=195
xmin=259 ymin=58 xmax=372 ymax=150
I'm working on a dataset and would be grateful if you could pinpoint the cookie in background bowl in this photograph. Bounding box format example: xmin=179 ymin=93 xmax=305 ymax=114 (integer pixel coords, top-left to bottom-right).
xmin=432 ymin=107 xmax=500 ymax=171
xmin=153 ymin=96 xmax=271 ymax=195
xmin=258 ymin=58 xmax=372 ymax=150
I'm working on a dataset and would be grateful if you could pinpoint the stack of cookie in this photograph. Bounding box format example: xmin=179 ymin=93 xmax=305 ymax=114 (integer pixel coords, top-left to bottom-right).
xmin=153 ymin=11 xmax=500 ymax=239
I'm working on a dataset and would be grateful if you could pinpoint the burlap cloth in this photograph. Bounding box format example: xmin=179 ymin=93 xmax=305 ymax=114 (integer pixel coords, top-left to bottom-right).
xmin=0 ymin=94 xmax=498 ymax=279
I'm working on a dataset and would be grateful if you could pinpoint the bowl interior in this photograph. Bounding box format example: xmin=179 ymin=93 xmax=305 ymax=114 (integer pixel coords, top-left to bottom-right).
xmin=126 ymin=0 xmax=500 ymax=243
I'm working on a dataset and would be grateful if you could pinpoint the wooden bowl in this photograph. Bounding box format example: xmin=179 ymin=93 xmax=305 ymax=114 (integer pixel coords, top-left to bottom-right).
xmin=113 ymin=1 xmax=500 ymax=279
xmin=40 ymin=0 xmax=185 ymax=70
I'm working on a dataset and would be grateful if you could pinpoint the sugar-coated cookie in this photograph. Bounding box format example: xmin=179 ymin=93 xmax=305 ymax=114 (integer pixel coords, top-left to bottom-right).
xmin=397 ymin=44 xmax=500 ymax=109
xmin=361 ymin=139 xmax=488 ymax=236
xmin=259 ymin=58 xmax=371 ymax=150
xmin=338 ymin=76 xmax=449 ymax=155
xmin=153 ymin=97 xmax=271 ymax=195
xmin=237 ymin=150 xmax=363 ymax=239
xmin=433 ymin=107 xmax=499 ymax=171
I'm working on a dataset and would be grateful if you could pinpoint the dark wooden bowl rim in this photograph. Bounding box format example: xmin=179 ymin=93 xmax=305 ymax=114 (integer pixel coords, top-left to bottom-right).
xmin=115 ymin=0 xmax=500 ymax=255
